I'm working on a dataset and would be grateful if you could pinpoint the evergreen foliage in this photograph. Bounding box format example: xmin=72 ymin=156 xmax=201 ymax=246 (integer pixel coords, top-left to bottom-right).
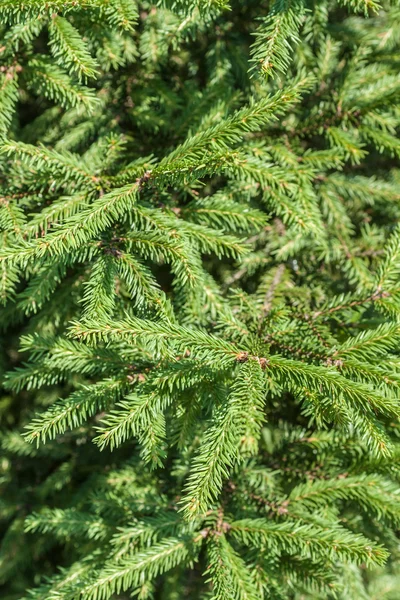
xmin=1 ymin=0 xmax=400 ymax=598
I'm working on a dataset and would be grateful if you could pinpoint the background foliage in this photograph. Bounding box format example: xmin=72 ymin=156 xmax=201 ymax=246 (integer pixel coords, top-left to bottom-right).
xmin=1 ymin=0 xmax=400 ymax=598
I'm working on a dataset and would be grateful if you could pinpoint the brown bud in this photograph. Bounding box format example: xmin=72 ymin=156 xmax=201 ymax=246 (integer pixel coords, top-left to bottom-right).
xmin=236 ymin=351 xmax=249 ymax=363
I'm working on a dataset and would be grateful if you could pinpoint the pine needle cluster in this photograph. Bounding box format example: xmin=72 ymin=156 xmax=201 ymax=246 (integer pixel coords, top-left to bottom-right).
xmin=1 ymin=0 xmax=400 ymax=598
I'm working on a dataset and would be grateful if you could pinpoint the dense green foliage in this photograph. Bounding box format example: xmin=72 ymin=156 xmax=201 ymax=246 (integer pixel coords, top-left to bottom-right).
xmin=1 ymin=0 xmax=400 ymax=598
